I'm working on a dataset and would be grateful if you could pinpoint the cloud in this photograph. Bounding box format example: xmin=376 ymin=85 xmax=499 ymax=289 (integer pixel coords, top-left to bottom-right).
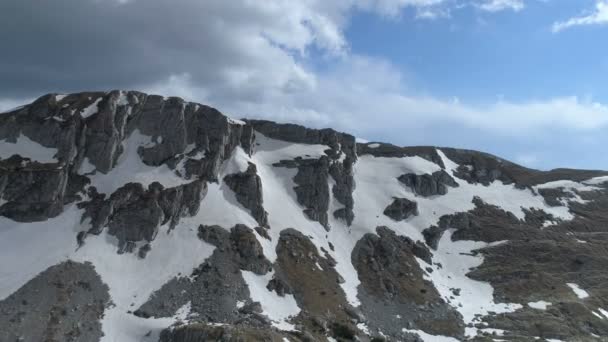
xmin=552 ymin=0 xmax=608 ymax=33
xmin=5 ymin=0 xmax=608 ymax=169
xmin=476 ymin=0 xmax=525 ymax=12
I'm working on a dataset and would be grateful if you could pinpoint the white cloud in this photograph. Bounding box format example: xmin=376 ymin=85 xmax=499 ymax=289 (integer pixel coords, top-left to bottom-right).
xmin=552 ymin=0 xmax=608 ymax=33
xmin=476 ymin=0 xmax=525 ymax=12
xmin=147 ymin=54 xmax=608 ymax=142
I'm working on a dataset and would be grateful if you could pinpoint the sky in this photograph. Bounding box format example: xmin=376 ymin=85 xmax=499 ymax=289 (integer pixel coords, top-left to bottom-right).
xmin=1 ymin=0 xmax=608 ymax=170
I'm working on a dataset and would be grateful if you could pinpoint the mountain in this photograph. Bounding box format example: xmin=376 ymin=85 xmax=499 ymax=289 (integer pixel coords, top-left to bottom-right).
xmin=1 ymin=91 xmax=607 ymax=342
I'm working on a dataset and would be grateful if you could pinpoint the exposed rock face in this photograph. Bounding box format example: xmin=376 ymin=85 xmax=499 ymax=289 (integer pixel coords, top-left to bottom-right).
xmin=0 ymin=91 xmax=252 ymax=224
xmin=357 ymin=143 xmax=445 ymax=168
xmin=159 ymin=322 xmax=295 ymax=342
xmin=135 ymin=224 xmax=271 ymax=324
xmin=442 ymin=147 xmax=608 ymax=188
xmin=273 ymin=157 xmax=331 ymax=229
xmin=224 ymin=163 xmax=268 ymax=227
xmin=384 ymin=198 xmax=418 ymax=221
xmin=5 ymin=91 xmax=608 ymax=342
xmin=0 ymin=156 xmax=70 ymax=221
xmin=398 ymin=170 xmax=459 ymax=197
xmin=352 ymin=227 xmax=463 ymax=340
xmin=272 ymin=228 xmax=362 ymax=340
xmin=0 ymin=261 xmax=109 ymax=342
xmin=250 ymin=120 xmax=357 ymax=226
xmin=79 ymin=180 xmax=206 ymax=254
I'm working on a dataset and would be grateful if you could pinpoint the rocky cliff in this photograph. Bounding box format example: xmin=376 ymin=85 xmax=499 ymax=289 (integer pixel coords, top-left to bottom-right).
xmin=1 ymin=91 xmax=608 ymax=342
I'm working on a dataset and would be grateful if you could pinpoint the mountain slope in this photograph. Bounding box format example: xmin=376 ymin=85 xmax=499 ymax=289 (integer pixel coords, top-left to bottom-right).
xmin=1 ymin=91 xmax=608 ymax=342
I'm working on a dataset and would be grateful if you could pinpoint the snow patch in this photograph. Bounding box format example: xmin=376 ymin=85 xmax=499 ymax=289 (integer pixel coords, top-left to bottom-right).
xmin=241 ymin=270 xmax=300 ymax=331
xmin=86 ymin=130 xmax=190 ymax=195
xmin=417 ymin=230 xmax=522 ymax=337
xmin=566 ymin=283 xmax=590 ymax=299
xmin=0 ymin=134 xmax=58 ymax=163
xmin=80 ymin=98 xmax=102 ymax=119
xmin=367 ymin=143 xmax=380 ymax=148
xmin=402 ymin=328 xmax=460 ymax=342
xmin=528 ymin=300 xmax=551 ymax=310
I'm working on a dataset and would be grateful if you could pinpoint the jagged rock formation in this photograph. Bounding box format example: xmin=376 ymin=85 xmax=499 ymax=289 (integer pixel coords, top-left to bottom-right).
xmin=252 ymin=120 xmax=357 ymax=227
xmin=0 ymin=261 xmax=109 ymax=342
xmin=79 ymin=180 xmax=206 ymax=254
xmin=398 ymin=170 xmax=459 ymax=197
xmin=384 ymin=198 xmax=419 ymax=221
xmin=135 ymin=224 xmax=271 ymax=324
xmin=353 ymin=227 xmax=462 ymax=340
xmin=224 ymin=163 xmax=268 ymax=227
xmin=0 ymin=91 xmax=252 ymax=223
xmin=159 ymin=323 xmax=295 ymax=342
xmin=2 ymin=91 xmax=608 ymax=342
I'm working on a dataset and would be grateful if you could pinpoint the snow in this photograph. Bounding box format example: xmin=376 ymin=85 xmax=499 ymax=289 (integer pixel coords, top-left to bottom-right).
xmin=55 ymin=94 xmax=67 ymax=101
xmin=117 ymin=91 xmax=129 ymax=106
xmin=222 ymin=146 xmax=250 ymax=175
xmin=0 ymin=205 xmax=81 ymax=300
xmin=534 ymin=179 xmax=599 ymax=205
xmin=528 ymin=301 xmax=551 ymax=310
xmin=249 ymin=133 xmax=334 ymax=262
xmin=402 ymin=328 xmax=460 ymax=342
xmin=80 ymin=98 xmax=102 ymax=118
xmin=79 ymin=157 xmax=96 ymax=174
xmin=227 ymin=117 xmax=246 ymax=125
xmin=367 ymin=143 xmax=380 ymax=148
xmin=599 ymin=308 xmax=608 ymax=319
xmin=241 ymin=270 xmax=300 ymax=331
xmin=566 ymin=283 xmax=590 ymax=299
xmin=0 ymin=127 xmax=594 ymax=341
xmin=583 ymin=176 xmax=608 ymax=185
xmin=86 ymin=130 xmax=190 ymax=195
xmin=417 ymin=231 xmax=522 ymax=337
xmin=0 ymin=134 xmax=58 ymax=163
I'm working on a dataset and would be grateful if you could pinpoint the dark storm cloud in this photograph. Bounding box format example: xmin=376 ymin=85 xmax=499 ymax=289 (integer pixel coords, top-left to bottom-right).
xmin=0 ymin=0 xmax=325 ymax=99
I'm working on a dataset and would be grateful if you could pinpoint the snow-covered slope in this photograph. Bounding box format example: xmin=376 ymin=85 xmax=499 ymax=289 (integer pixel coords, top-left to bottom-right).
xmin=1 ymin=91 xmax=608 ymax=342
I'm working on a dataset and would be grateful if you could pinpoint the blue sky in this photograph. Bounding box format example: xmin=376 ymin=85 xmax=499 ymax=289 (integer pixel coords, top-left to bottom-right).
xmin=347 ymin=1 xmax=608 ymax=103
xmin=2 ymin=0 xmax=608 ymax=170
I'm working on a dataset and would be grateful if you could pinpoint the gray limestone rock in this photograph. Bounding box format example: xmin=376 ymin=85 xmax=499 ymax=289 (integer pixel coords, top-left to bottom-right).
xmin=249 ymin=119 xmax=357 ymax=226
xmin=159 ymin=322 xmax=295 ymax=342
xmin=79 ymin=180 xmax=206 ymax=254
xmin=398 ymin=170 xmax=459 ymax=197
xmin=135 ymin=224 xmax=271 ymax=324
xmin=0 ymin=261 xmax=110 ymax=342
xmin=0 ymin=90 xmax=252 ymax=224
xmin=352 ymin=226 xmax=463 ymax=340
xmin=383 ymin=197 xmax=418 ymax=221
xmin=274 ymin=157 xmax=331 ymax=230
xmin=224 ymin=163 xmax=268 ymax=227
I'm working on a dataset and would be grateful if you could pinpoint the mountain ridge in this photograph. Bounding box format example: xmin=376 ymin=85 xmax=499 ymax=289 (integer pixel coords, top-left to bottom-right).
xmin=1 ymin=90 xmax=607 ymax=342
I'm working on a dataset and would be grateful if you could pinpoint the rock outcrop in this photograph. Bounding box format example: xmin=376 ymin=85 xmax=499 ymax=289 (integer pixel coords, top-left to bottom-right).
xmin=384 ymin=198 xmax=419 ymax=221
xmin=0 ymin=91 xmax=253 ymax=224
xmin=224 ymin=163 xmax=268 ymax=227
xmin=135 ymin=224 xmax=271 ymax=324
xmin=352 ymin=227 xmax=463 ymax=340
xmin=79 ymin=180 xmax=206 ymax=254
xmin=0 ymin=261 xmax=109 ymax=342
xmin=398 ymin=170 xmax=459 ymax=197
xmin=250 ymin=120 xmax=357 ymax=226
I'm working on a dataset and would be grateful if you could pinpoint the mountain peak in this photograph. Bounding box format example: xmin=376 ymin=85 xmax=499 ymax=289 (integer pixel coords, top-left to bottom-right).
xmin=1 ymin=91 xmax=608 ymax=342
